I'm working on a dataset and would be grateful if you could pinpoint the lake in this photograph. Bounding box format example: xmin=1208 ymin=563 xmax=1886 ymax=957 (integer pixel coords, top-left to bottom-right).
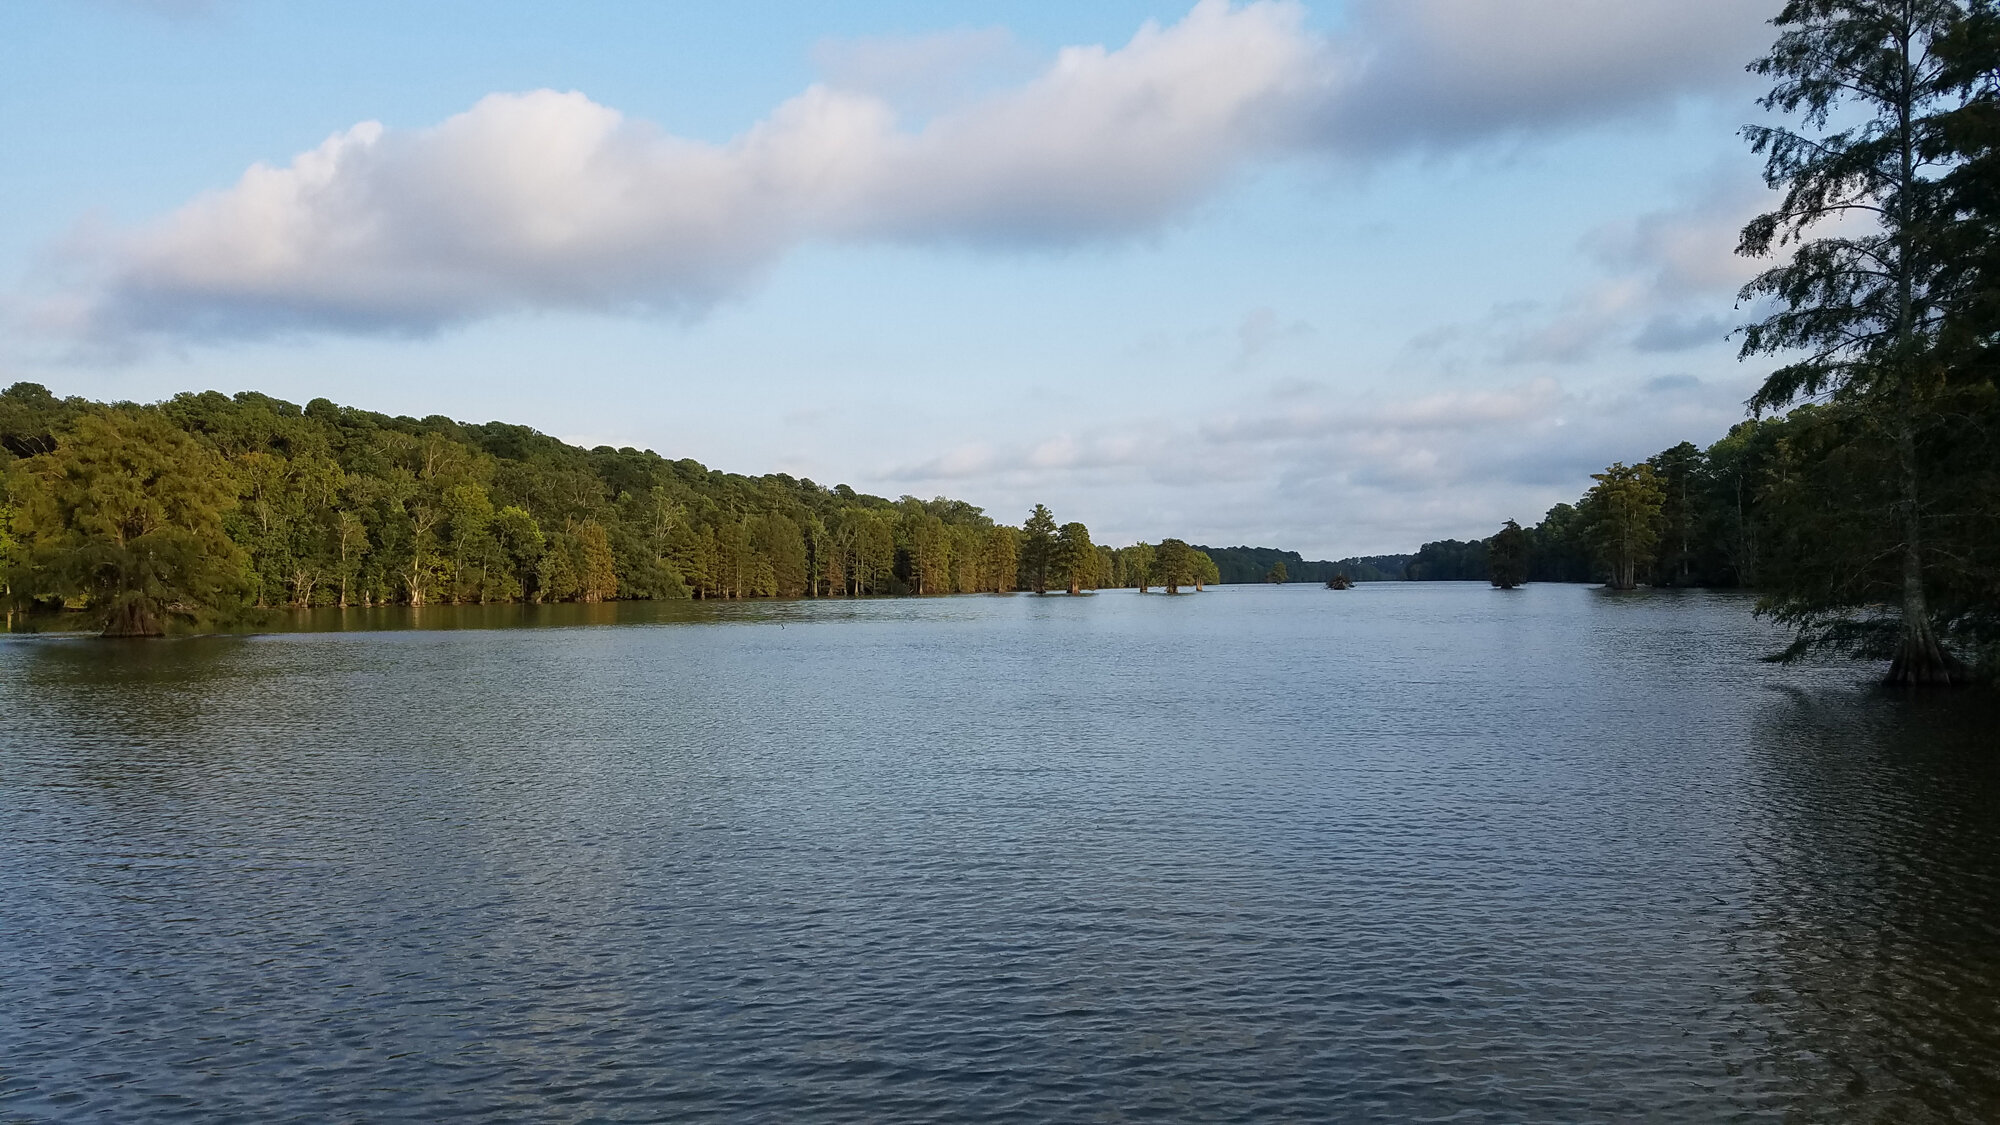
xmin=3 ymin=583 xmax=1997 ymax=1121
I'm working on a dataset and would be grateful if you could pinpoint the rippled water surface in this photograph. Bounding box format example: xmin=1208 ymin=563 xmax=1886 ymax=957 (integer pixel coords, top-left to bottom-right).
xmin=3 ymin=584 xmax=1998 ymax=1122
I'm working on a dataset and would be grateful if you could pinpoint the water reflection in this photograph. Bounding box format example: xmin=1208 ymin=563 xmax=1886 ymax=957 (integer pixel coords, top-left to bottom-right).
xmin=1 ymin=585 xmax=1996 ymax=1121
xmin=1746 ymin=686 xmax=2000 ymax=1122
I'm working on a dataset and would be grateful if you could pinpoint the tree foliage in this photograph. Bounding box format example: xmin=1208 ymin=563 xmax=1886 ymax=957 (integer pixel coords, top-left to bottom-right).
xmin=1736 ymin=0 xmax=1985 ymax=683
xmin=1055 ymin=521 xmax=1095 ymax=595
xmin=0 ymin=386 xmax=1218 ymax=629
xmin=1583 ymin=463 xmax=1666 ymax=591
xmin=1487 ymin=520 xmax=1529 ymax=589
xmin=5 ymin=410 xmax=246 ymax=635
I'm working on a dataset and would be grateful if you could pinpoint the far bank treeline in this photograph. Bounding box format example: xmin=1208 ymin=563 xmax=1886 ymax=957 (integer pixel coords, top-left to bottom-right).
xmin=0 ymin=385 xmax=1220 ymax=634
xmin=1375 ymin=417 xmax=1927 ymax=594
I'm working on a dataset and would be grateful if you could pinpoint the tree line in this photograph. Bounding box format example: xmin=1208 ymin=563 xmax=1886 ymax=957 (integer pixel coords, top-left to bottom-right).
xmin=0 ymin=386 xmax=1218 ymax=634
xmin=1311 ymin=2 xmax=2000 ymax=684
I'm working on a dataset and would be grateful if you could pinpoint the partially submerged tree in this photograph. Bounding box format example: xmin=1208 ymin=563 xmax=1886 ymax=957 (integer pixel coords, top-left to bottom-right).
xmin=1736 ymin=0 xmax=1977 ymax=683
xmin=6 ymin=410 xmax=245 ymax=636
xmin=1055 ymin=521 xmax=1094 ymax=595
xmin=1153 ymin=538 xmax=1197 ymax=594
xmin=1583 ymin=463 xmax=1664 ymax=591
xmin=1125 ymin=541 xmax=1155 ymax=593
xmin=1019 ymin=504 xmax=1057 ymax=594
xmin=1487 ymin=520 xmax=1530 ymax=589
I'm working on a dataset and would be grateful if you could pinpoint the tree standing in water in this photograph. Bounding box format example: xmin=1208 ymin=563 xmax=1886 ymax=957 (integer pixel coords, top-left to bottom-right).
xmin=1583 ymin=464 xmax=1664 ymax=591
xmin=1487 ymin=520 xmax=1530 ymax=589
xmin=1737 ymin=0 xmax=1972 ymax=683
xmin=1153 ymin=538 xmax=1197 ymax=594
xmin=1055 ymin=521 xmax=1094 ymax=595
xmin=1020 ymin=504 xmax=1057 ymax=594
xmin=6 ymin=410 xmax=244 ymax=636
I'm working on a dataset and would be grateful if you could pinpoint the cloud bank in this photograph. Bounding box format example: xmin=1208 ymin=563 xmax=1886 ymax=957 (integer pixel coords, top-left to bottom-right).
xmin=878 ymin=371 xmax=1753 ymax=555
xmin=38 ymin=0 xmax=1780 ymax=347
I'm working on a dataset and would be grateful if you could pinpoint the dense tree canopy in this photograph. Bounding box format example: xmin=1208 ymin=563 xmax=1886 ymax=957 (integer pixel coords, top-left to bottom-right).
xmin=0 ymin=386 xmax=1218 ymax=633
xmin=6 ymin=411 xmax=244 ymax=635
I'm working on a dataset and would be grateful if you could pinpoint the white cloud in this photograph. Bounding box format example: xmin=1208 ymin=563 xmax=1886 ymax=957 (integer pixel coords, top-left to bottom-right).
xmin=1407 ymin=168 xmax=1773 ymax=368
xmin=1326 ymin=0 xmax=1779 ymax=149
xmin=874 ymin=371 xmax=1755 ymax=554
xmin=809 ymin=28 xmax=1033 ymax=113
xmin=32 ymin=0 xmax=1783 ymax=350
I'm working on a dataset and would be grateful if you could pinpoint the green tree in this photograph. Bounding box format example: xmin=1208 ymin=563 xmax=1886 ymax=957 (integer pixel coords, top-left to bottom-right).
xmin=1055 ymin=521 xmax=1094 ymax=594
xmin=1193 ymin=550 xmax=1219 ymax=590
xmin=1528 ymin=502 xmax=1594 ymax=583
xmin=1647 ymin=442 xmax=1706 ymax=586
xmin=334 ymin=508 xmax=370 ymax=607
xmin=1123 ymin=542 xmax=1156 ymax=592
xmin=896 ymin=502 xmax=951 ymax=595
xmin=754 ymin=512 xmax=809 ymax=597
xmin=491 ymin=505 xmax=544 ymax=602
xmin=5 ymin=410 xmax=246 ymax=635
xmin=980 ymin=525 xmax=1019 ymax=592
xmin=1153 ymin=538 xmax=1197 ymax=594
xmin=852 ymin=510 xmax=896 ymax=595
xmin=1737 ymin=0 xmax=1972 ymax=682
xmin=1020 ymin=504 xmax=1058 ymax=593
xmin=1093 ymin=544 xmax=1119 ymax=590
xmin=537 ymin=529 xmax=580 ymax=602
xmin=1488 ymin=519 xmax=1530 ymax=589
xmin=1264 ymin=560 xmax=1289 ymax=583
xmin=441 ymin=480 xmax=494 ymax=604
xmin=1583 ymin=463 xmax=1665 ymax=591
xmin=573 ymin=519 xmax=619 ymax=602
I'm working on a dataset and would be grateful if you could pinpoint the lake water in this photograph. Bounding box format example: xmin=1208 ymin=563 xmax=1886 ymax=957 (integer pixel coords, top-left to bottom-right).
xmin=3 ymin=583 xmax=1997 ymax=1122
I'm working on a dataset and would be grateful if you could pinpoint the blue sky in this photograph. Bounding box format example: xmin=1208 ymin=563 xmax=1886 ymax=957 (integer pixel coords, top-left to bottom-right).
xmin=1 ymin=0 xmax=1785 ymax=555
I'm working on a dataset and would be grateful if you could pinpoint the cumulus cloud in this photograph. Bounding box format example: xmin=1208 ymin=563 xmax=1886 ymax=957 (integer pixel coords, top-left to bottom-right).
xmin=1408 ymin=168 xmax=1772 ymax=368
xmin=809 ymin=28 xmax=1034 ymax=113
xmin=33 ymin=0 xmax=1782 ymax=349
xmin=1326 ymin=0 xmax=1779 ymax=149
xmin=50 ymin=0 xmax=1326 ymax=345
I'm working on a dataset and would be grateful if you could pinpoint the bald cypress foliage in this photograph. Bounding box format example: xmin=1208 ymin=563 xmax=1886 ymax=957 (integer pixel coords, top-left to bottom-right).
xmin=1 ymin=386 xmax=1207 ymax=627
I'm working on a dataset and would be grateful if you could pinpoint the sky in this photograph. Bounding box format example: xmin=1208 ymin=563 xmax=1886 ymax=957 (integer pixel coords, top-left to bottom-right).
xmin=0 ymin=0 xmax=1790 ymax=557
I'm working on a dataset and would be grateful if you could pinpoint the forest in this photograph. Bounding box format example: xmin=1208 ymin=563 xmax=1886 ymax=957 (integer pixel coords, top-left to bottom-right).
xmin=1196 ymin=545 xmax=1411 ymax=585
xmin=0 ymin=384 xmax=1220 ymax=635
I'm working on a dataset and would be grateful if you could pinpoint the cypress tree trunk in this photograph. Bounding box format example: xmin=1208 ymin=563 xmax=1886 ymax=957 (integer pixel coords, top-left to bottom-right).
xmin=1886 ymin=399 xmax=1958 ymax=685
